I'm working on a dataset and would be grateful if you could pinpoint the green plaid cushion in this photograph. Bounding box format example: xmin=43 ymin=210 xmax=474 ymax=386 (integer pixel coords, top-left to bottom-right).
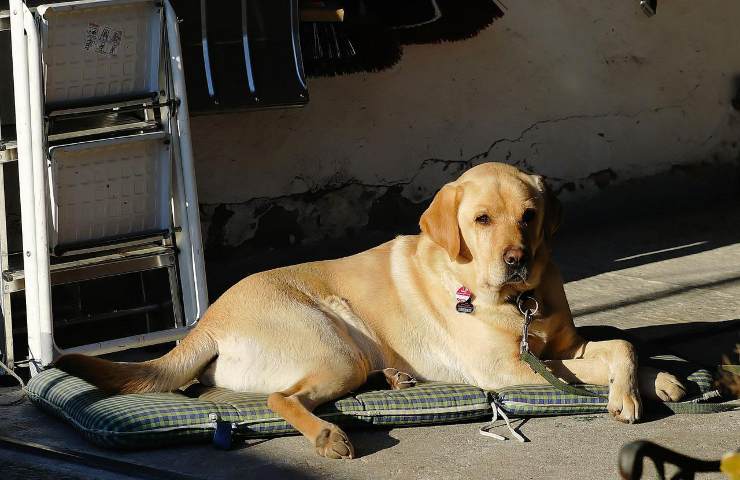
xmin=494 ymin=384 xmax=609 ymax=416
xmin=26 ymin=360 xmax=720 ymax=450
xmin=26 ymin=370 xmax=491 ymax=449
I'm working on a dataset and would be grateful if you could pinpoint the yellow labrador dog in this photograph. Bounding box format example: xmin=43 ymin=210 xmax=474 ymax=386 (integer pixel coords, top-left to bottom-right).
xmin=56 ymin=162 xmax=686 ymax=459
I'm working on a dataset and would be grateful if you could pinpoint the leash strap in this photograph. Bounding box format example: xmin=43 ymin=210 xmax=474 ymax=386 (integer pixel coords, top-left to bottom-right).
xmin=516 ymin=291 xmax=607 ymax=399
xmin=479 ymin=402 xmax=526 ymax=442
xmin=662 ymin=394 xmax=738 ymax=414
xmin=520 ymin=350 xmax=608 ymax=398
xmin=0 ymin=359 xmax=27 ymax=406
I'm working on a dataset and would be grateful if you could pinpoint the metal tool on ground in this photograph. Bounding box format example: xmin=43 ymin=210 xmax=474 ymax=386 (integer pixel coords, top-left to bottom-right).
xmin=618 ymin=440 xmax=726 ymax=480
xmin=0 ymin=435 xmax=202 ymax=480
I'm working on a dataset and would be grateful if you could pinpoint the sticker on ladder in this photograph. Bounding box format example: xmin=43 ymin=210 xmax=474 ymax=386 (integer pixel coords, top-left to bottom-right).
xmin=83 ymin=23 xmax=123 ymax=56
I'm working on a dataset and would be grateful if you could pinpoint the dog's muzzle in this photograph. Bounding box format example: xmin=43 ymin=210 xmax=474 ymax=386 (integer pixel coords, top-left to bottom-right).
xmin=503 ymin=247 xmax=529 ymax=284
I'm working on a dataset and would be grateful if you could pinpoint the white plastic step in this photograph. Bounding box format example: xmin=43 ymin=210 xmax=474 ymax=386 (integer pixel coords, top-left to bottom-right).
xmin=47 ymin=131 xmax=172 ymax=250
xmin=37 ymin=0 xmax=162 ymax=109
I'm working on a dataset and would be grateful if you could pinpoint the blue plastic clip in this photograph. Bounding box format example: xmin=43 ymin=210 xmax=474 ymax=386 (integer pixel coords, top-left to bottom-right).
xmin=210 ymin=413 xmax=234 ymax=450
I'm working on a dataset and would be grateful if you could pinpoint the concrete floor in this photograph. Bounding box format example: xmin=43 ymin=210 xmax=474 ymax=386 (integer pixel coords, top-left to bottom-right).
xmin=1 ymin=199 xmax=739 ymax=479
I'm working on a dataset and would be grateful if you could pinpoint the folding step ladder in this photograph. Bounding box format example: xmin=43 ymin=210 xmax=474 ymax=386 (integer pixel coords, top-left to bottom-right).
xmin=3 ymin=0 xmax=208 ymax=375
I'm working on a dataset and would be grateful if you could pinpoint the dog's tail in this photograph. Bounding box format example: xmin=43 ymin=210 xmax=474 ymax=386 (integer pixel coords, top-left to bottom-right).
xmin=53 ymin=327 xmax=217 ymax=394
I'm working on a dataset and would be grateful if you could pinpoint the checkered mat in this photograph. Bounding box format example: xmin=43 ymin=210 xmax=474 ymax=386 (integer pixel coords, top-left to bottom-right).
xmin=26 ymin=359 xmax=721 ymax=449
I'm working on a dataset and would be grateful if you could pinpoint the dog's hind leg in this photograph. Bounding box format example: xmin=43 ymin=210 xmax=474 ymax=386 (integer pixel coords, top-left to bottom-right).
xmin=267 ymin=368 xmax=366 ymax=459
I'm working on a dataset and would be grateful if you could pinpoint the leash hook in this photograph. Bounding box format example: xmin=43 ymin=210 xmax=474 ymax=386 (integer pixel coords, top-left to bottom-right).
xmin=516 ymin=292 xmax=539 ymax=354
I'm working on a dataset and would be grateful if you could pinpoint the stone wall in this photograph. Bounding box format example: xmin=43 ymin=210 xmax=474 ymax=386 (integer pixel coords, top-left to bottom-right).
xmin=191 ymin=0 xmax=740 ymax=255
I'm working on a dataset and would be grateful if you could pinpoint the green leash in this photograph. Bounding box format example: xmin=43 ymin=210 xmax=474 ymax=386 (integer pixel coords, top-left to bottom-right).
xmin=520 ymin=350 xmax=607 ymax=398
xmin=516 ymin=292 xmax=738 ymax=414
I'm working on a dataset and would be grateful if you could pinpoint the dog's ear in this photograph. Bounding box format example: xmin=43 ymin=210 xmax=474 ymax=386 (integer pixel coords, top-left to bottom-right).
xmin=533 ymin=175 xmax=562 ymax=240
xmin=420 ymin=184 xmax=461 ymax=261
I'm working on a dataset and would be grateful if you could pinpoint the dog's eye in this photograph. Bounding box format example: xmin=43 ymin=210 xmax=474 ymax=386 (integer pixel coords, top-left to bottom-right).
xmin=521 ymin=209 xmax=536 ymax=224
xmin=475 ymin=214 xmax=491 ymax=225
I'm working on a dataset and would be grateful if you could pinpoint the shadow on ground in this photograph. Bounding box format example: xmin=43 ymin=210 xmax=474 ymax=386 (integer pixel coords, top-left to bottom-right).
xmin=579 ymin=320 xmax=740 ymax=367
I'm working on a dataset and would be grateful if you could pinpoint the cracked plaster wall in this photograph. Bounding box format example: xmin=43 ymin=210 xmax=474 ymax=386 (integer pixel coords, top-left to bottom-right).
xmin=192 ymin=0 xmax=740 ymax=252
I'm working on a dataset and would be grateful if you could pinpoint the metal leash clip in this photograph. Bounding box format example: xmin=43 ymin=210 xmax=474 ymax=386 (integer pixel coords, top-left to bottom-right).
xmin=516 ymin=292 xmax=539 ymax=354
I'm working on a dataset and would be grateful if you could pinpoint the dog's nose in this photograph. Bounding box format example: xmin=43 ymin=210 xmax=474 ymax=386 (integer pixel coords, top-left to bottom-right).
xmin=503 ymin=247 xmax=526 ymax=266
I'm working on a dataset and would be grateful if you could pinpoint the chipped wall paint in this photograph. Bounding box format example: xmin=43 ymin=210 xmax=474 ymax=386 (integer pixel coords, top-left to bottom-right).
xmin=192 ymin=0 xmax=740 ymax=252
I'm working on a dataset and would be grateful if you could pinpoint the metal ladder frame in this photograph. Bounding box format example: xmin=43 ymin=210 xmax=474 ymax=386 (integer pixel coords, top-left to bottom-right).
xmin=6 ymin=0 xmax=208 ymax=375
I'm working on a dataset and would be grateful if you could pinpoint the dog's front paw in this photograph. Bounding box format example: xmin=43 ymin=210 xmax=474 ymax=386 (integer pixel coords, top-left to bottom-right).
xmin=608 ymin=377 xmax=642 ymax=424
xmin=639 ymin=367 xmax=687 ymax=402
xmin=655 ymin=372 xmax=687 ymax=402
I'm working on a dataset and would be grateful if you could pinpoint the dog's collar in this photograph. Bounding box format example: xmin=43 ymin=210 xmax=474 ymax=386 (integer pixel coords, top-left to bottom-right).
xmin=454 ymin=287 xmax=538 ymax=314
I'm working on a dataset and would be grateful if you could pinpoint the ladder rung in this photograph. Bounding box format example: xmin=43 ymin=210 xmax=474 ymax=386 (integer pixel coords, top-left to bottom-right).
xmin=53 ymin=233 xmax=170 ymax=258
xmin=47 ymin=97 xmax=165 ymax=120
xmin=48 ymin=121 xmax=159 ymax=143
xmin=58 ymin=326 xmax=192 ymax=357
xmin=3 ymin=245 xmax=176 ymax=293
xmin=0 ymin=9 xmax=9 ymax=32
xmin=0 ymin=141 xmax=17 ymax=164
xmin=11 ymin=301 xmax=172 ymax=332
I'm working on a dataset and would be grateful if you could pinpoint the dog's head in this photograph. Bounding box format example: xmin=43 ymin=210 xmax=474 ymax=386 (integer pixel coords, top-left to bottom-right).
xmin=419 ymin=162 xmax=561 ymax=296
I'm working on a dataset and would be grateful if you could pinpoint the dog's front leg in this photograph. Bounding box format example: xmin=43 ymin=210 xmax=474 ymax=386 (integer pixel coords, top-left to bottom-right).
xmin=571 ymin=339 xmax=642 ymax=423
xmin=508 ymin=340 xmax=641 ymax=422
xmin=535 ymin=265 xmax=643 ymax=423
xmin=482 ymin=351 xmax=634 ymax=415
xmin=567 ymin=341 xmax=686 ymax=421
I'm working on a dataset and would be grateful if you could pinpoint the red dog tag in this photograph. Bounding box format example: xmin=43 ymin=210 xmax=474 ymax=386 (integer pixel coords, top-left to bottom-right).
xmin=456 ymin=286 xmax=472 ymax=302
